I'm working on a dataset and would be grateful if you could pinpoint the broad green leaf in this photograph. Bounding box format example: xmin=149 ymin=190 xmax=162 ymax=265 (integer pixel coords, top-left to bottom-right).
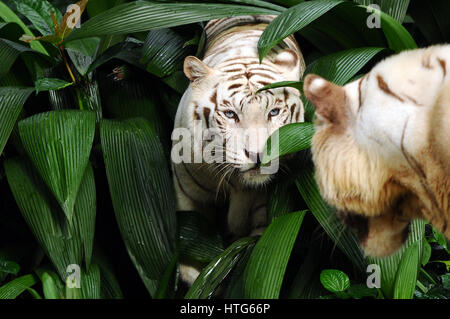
xmin=256 ymin=81 xmax=303 ymax=94
xmin=36 ymin=271 xmax=61 ymax=299
xmin=0 ymin=274 xmax=38 ymax=299
xmin=421 ymin=238 xmax=432 ymax=266
xmin=223 ymin=244 xmax=255 ymax=298
xmin=0 ymin=87 xmax=34 ymax=155
xmin=0 ymin=38 xmax=38 ymax=78
xmin=243 ymin=211 xmax=306 ymax=298
xmin=354 ymin=0 xmax=410 ymax=23
xmin=93 ymin=252 xmax=124 ymax=299
xmin=262 ymin=122 xmax=314 ymax=166
xmin=305 ymin=47 xmax=385 ymax=85
xmin=320 ymin=269 xmax=350 ymax=293
xmin=346 ymin=284 xmax=378 ymax=299
xmin=442 ymin=274 xmax=450 ymax=290
xmin=358 ymin=5 xmax=417 ymax=52
xmin=97 ymin=70 xmax=165 ymax=139
xmin=100 ymin=118 xmax=177 ymax=297
xmin=367 ymin=220 xmax=425 ymax=299
xmin=178 ymin=211 xmax=226 ymax=263
xmin=35 ymin=78 xmax=73 ymax=94
xmin=87 ymin=39 xmax=144 ymax=74
xmin=288 ymin=245 xmax=323 ymax=299
xmin=393 ymin=241 xmax=420 ymax=299
xmin=0 ymin=1 xmax=48 ymax=55
xmin=142 ymin=28 xmax=194 ymax=78
xmin=267 ymin=182 xmax=296 ymax=222
xmin=18 ymin=110 xmax=96 ymax=223
xmin=65 ymin=1 xmax=278 ymax=43
xmin=295 ymin=167 xmax=367 ymax=272
xmin=79 ymin=263 xmax=101 ymax=299
xmin=87 ymin=0 xmax=126 ymax=18
xmin=186 ymin=237 xmax=257 ymax=299
xmin=0 ymin=258 xmax=20 ymax=276
xmin=65 ymin=37 xmax=100 ymax=75
xmin=226 ymin=0 xmax=285 ymax=11
xmin=5 ymin=158 xmax=97 ymax=281
xmin=74 ymin=163 xmax=97 ymax=269
xmin=258 ymin=0 xmax=346 ymax=60
xmin=16 ymin=0 xmax=63 ymax=36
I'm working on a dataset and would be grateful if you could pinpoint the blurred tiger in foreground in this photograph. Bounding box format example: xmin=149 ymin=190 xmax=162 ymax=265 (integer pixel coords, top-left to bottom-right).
xmin=304 ymin=45 xmax=450 ymax=257
xmin=171 ymin=16 xmax=305 ymax=283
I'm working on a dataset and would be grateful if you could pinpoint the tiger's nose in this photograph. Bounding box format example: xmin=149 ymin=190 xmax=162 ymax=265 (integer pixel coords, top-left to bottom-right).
xmin=244 ymin=149 xmax=262 ymax=167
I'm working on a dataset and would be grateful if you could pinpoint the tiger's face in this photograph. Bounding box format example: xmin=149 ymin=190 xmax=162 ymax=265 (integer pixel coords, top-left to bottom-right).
xmin=303 ymin=74 xmax=425 ymax=257
xmin=184 ymin=50 xmax=304 ymax=187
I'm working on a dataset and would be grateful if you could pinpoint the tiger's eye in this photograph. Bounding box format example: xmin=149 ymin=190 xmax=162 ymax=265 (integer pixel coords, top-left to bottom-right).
xmin=269 ymin=108 xmax=280 ymax=117
xmin=225 ymin=110 xmax=237 ymax=119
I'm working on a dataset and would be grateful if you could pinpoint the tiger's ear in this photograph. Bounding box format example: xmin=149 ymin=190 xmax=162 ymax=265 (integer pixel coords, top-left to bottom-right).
xmin=184 ymin=56 xmax=213 ymax=82
xmin=303 ymin=74 xmax=347 ymax=125
xmin=273 ymin=48 xmax=300 ymax=74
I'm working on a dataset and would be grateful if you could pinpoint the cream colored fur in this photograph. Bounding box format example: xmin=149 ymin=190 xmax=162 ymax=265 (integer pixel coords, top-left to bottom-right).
xmin=304 ymin=45 xmax=450 ymax=257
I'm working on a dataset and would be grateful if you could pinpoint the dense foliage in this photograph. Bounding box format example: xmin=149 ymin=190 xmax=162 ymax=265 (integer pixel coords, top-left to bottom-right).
xmin=0 ymin=0 xmax=448 ymax=299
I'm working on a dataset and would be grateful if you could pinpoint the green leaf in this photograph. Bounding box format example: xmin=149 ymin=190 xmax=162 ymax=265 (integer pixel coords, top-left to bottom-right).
xmin=267 ymin=182 xmax=295 ymax=222
xmin=18 ymin=110 xmax=96 ymax=223
xmin=0 ymin=1 xmax=49 ymax=55
xmin=100 ymin=118 xmax=177 ymax=297
xmin=87 ymin=39 xmax=144 ymax=74
xmin=0 ymin=87 xmax=34 ymax=155
xmin=185 ymin=237 xmax=257 ymax=299
xmin=65 ymin=37 xmax=100 ymax=76
xmin=295 ymin=167 xmax=367 ymax=272
xmin=37 ymin=271 xmax=61 ymax=299
xmin=226 ymin=0 xmax=286 ymax=11
xmin=16 ymin=0 xmax=63 ymax=36
xmin=79 ymin=263 xmax=101 ymax=299
xmin=262 ymin=122 xmax=314 ymax=166
xmin=367 ymin=220 xmax=425 ymax=298
xmin=358 ymin=4 xmax=417 ymax=52
xmin=92 ymin=250 xmax=123 ymax=299
xmin=0 ymin=274 xmax=38 ymax=299
xmin=35 ymin=78 xmax=73 ymax=94
xmin=87 ymin=0 xmax=126 ymax=18
xmin=65 ymin=1 xmax=278 ymax=43
xmin=243 ymin=211 xmax=306 ymax=298
xmin=142 ymin=28 xmax=194 ymax=77
xmin=442 ymin=274 xmax=450 ymax=290
xmin=178 ymin=211 xmax=226 ymax=263
xmin=0 ymin=258 xmax=20 ymax=276
xmin=393 ymin=241 xmax=421 ymax=299
xmin=4 ymin=158 xmax=97 ymax=281
xmin=305 ymin=47 xmax=385 ymax=85
xmin=354 ymin=0 xmax=410 ymax=23
xmin=256 ymin=80 xmax=303 ymax=94
xmin=346 ymin=284 xmax=378 ymax=299
xmin=320 ymin=269 xmax=350 ymax=293
xmin=0 ymin=38 xmax=38 ymax=78
xmin=258 ymin=0 xmax=346 ymax=60
xmin=421 ymin=238 xmax=432 ymax=266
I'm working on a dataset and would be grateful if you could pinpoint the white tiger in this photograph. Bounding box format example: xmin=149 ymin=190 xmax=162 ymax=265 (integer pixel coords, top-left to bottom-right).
xmin=304 ymin=45 xmax=450 ymax=257
xmin=171 ymin=16 xmax=305 ymax=282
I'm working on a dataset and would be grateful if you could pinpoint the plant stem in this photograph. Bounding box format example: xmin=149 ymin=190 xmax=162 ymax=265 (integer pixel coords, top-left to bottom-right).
xmin=59 ymin=45 xmax=76 ymax=84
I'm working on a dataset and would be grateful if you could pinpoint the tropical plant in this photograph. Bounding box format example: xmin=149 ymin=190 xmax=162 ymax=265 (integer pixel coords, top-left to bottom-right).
xmin=0 ymin=0 xmax=448 ymax=299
